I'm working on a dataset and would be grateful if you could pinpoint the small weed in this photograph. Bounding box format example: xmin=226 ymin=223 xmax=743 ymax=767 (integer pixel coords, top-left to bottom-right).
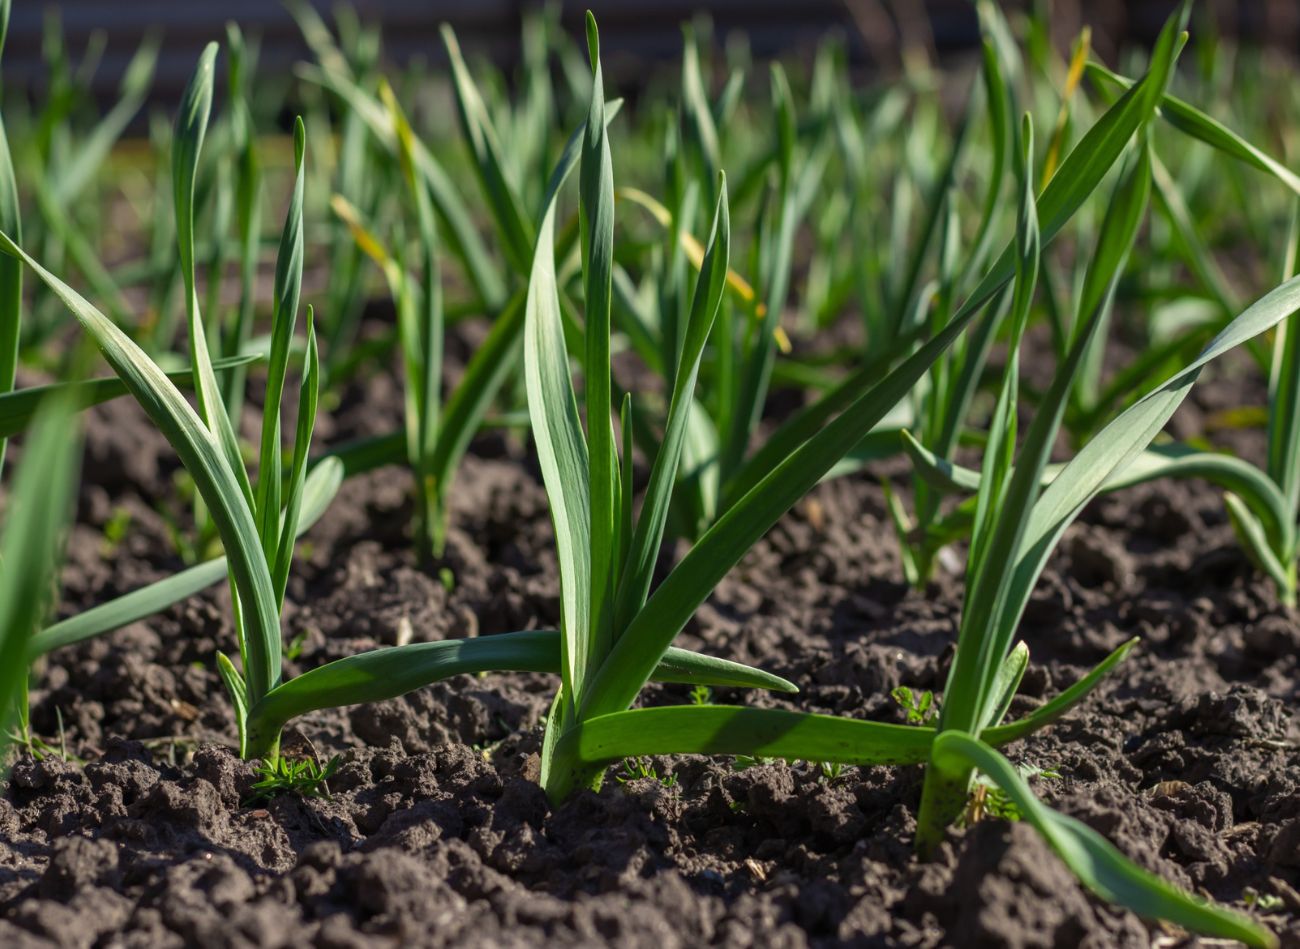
xmin=245 ymin=755 xmax=340 ymax=805
xmin=284 ymin=629 xmax=310 ymax=662
xmin=818 ymin=760 xmax=846 ymax=781
xmin=615 ymin=756 xmax=677 ymax=787
xmin=100 ymin=505 xmax=132 ymax=554
xmin=965 ymin=766 xmax=1060 ymax=825
xmin=891 ymin=686 xmax=937 ymax=725
xmin=1244 ymin=889 xmax=1284 ymax=912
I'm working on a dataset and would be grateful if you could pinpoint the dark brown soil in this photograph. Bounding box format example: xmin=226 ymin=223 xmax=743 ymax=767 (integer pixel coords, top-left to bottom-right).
xmin=2 ymin=336 xmax=1298 ymax=948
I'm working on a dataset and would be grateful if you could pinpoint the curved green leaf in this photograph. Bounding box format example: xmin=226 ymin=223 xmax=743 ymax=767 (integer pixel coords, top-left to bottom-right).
xmin=563 ymin=706 xmax=936 ymax=767
xmin=441 ymin=24 xmax=535 ymax=273
xmin=0 ymin=397 xmax=81 ymax=749
xmin=243 ymin=633 xmax=795 ymax=759
xmin=1268 ymin=200 xmax=1300 ymax=562
xmin=525 ymin=114 xmax=594 ymax=709
xmin=0 ymin=236 xmax=283 ymax=705
xmin=930 ymin=733 xmax=1275 ymax=948
xmin=216 ymin=652 xmax=249 ymax=756
xmin=905 ymin=435 xmax=1293 ymax=556
xmin=274 ymin=310 xmax=319 ymax=604
xmin=255 ymin=117 xmax=307 ymax=560
xmin=29 ymin=457 xmax=343 ymax=660
xmin=982 ymin=637 xmax=1137 ymax=746
xmin=1224 ymin=493 xmax=1294 ymax=600
xmin=1086 ymin=60 xmax=1300 ymax=197
xmin=0 ymin=354 xmax=259 ymax=440
xmin=614 ymin=178 xmax=730 ymax=634
xmin=1004 ymin=273 xmax=1300 ymax=658
xmin=986 ymin=641 xmax=1029 ymax=728
xmin=0 ymin=52 xmax=18 ymax=481
xmin=173 ymin=43 xmax=253 ymax=512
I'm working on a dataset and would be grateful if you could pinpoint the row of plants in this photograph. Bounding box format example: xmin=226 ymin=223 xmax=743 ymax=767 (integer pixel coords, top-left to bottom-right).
xmin=0 ymin=1 xmax=1295 ymax=943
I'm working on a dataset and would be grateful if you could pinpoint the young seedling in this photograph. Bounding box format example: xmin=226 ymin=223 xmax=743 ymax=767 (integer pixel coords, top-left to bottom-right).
xmin=891 ymin=685 xmax=936 ymax=725
xmin=2 ymin=44 xmax=326 ymax=760
xmin=535 ymin=9 xmax=1278 ymax=944
xmin=2 ymin=37 xmax=797 ymax=764
xmin=325 ymin=71 xmax=527 ymax=562
xmin=245 ymin=754 xmax=340 ymax=804
xmin=904 ymin=79 xmax=1300 ymax=598
xmin=883 ymin=3 xmax=1018 ymax=586
xmin=0 ymin=396 xmax=82 ymax=764
xmin=522 ymin=8 xmax=1175 ymax=803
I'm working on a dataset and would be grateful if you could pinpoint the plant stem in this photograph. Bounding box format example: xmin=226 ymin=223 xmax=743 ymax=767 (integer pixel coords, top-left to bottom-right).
xmin=915 ymin=734 xmax=972 ymax=857
xmin=541 ymin=730 xmax=603 ymax=804
xmin=243 ymin=717 xmax=282 ymax=763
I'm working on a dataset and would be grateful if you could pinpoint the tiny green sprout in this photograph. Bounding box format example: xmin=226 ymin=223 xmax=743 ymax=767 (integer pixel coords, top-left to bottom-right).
xmin=1244 ymin=889 xmax=1284 ymax=912
xmin=284 ymin=630 xmax=310 ymax=663
xmin=818 ymin=761 xmax=846 ymax=781
xmin=615 ymin=756 xmax=677 ymax=787
xmin=245 ymin=755 xmax=340 ymax=805
xmin=965 ymin=765 xmax=1060 ymax=826
xmin=438 ymin=567 xmax=455 ymax=592
xmin=100 ymin=506 xmax=132 ymax=555
xmin=689 ymin=685 xmax=712 ymax=706
xmin=891 ymin=685 xmax=938 ymax=725
xmin=731 ymin=755 xmax=774 ymax=771
xmin=7 ymin=707 xmax=78 ymax=766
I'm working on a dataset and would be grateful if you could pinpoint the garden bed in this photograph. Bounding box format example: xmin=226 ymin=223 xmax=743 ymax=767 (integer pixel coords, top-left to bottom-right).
xmin=2 ymin=351 xmax=1295 ymax=948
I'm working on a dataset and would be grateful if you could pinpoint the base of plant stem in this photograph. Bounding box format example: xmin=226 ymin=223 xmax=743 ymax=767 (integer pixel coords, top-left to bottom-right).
xmin=1279 ymin=576 xmax=1296 ymax=608
xmin=540 ymin=747 xmax=604 ymax=805
xmin=243 ymin=725 xmax=282 ymax=764
xmin=914 ymin=754 xmax=973 ymax=858
xmin=413 ymin=488 xmax=449 ymax=564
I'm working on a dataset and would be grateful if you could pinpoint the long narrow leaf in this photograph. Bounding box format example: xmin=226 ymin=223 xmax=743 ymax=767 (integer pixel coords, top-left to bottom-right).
xmin=1086 ymin=61 xmax=1300 ymax=197
xmin=907 ymin=437 xmax=1292 ymax=557
xmin=242 ymin=633 xmax=796 ymax=759
xmin=0 ymin=355 xmax=259 ymax=441
xmin=0 ymin=237 xmax=284 ymax=704
xmin=525 ymin=128 xmax=593 ymax=710
xmin=1004 ymin=273 xmax=1300 ymax=658
xmin=563 ymin=706 xmax=936 ymax=767
xmin=0 ymin=54 xmax=18 ymax=480
xmin=614 ymin=178 xmax=730 ymax=634
xmin=255 ymin=118 xmax=307 ymax=559
xmin=580 ymin=13 xmax=618 ymax=678
xmin=30 ymin=459 xmax=342 ymax=658
xmin=931 ymin=733 xmax=1274 ymax=947
xmin=0 ymin=398 xmax=80 ymax=748
xmin=981 ymin=638 xmax=1137 ymax=745
xmin=441 ymin=24 xmax=535 ymax=272
xmin=173 ymin=43 xmax=253 ymax=510
xmin=273 ymin=311 xmax=319 ymax=603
